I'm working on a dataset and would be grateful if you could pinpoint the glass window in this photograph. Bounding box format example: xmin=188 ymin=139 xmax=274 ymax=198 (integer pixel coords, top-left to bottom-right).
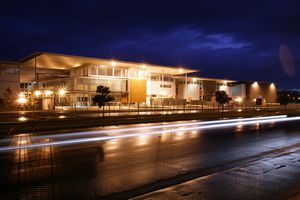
xmin=90 ymin=66 xmax=97 ymax=75
xmin=98 ymin=67 xmax=105 ymax=76
xmin=106 ymin=67 xmax=113 ymax=76
xmin=160 ymin=84 xmax=172 ymax=88
xmin=163 ymin=76 xmax=174 ymax=82
xmin=114 ymin=68 xmax=122 ymax=76
xmin=76 ymin=67 xmax=82 ymax=75
xmin=83 ymin=66 xmax=88 ymax=76
xmin=151 ymin=75 xmax=160 ymax=81
xmin=128 ymin=69 xmax=138 ymax=77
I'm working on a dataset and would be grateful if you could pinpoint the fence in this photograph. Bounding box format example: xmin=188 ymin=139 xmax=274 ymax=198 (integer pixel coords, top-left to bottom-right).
xmin=54 ymin=101 xmax=300 ymax=115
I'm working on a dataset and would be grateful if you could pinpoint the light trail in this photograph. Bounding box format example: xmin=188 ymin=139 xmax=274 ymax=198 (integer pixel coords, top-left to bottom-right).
xmin=0 ymin=115 xmax=298 ymax=152
xmin=0 ymin=115 xmax=287 ymax=143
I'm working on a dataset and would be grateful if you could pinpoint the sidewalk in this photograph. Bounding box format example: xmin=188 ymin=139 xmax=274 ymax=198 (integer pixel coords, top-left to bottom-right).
xmin=132 ymin=148 xmax=300 ymax=200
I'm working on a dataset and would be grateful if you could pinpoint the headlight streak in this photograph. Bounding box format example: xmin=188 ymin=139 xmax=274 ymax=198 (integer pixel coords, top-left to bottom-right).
xmin=0 ymin=115 xmax=298 ymax=152
xmin=0 ymin=115 xmax=287 ymax=143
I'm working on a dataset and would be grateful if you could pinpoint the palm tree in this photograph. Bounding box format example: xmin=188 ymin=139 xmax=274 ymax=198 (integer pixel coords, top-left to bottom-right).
xmin=92 ymin=86 xmax=114 ymax=117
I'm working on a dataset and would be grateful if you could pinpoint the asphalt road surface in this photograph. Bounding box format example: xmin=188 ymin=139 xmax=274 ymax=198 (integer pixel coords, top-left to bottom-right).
xmin=0 ymin=116 xmax=300 ymax=199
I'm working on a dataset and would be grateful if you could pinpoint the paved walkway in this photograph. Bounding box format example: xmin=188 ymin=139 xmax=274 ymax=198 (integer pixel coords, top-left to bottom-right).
xmin=133 ymin=148 xmax=300 ymax=200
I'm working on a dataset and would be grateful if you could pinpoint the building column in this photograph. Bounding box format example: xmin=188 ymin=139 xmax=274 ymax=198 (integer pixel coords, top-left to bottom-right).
xmin=127 ymin=78 xmax=130 ymax=103
xmin=161 ymin=71 xmax=164 ymax=99
xmin=185 ymin=73 xmax=188 ymax=99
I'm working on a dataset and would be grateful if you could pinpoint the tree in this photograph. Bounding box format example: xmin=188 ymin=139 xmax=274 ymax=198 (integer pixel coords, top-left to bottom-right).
xmin=277 ymin=90 xmax=300 ymax=104
xmin=3 ymin=87 xmax=13 ymax=110
xmin=215 ymin=90 xmax=232 ymax=113
xmin=277 ymin=91 xmax=290 ymax=106
xmin=92 ymin=86 xmax=114 ymax=117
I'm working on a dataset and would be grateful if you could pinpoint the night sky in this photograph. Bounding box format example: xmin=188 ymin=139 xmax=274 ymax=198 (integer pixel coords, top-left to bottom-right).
xmin=1 ymin=0 xmax=300 ymax=89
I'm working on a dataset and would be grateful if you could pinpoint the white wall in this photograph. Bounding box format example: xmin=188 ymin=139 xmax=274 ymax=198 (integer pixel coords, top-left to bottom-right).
xmin=185 ymin=84 xmax=200 ymax=100
xmin=0 ymin=63 xmax=20 ymax=98
xmin=178 ymin=83 xmax=200 ymax=100
xmin=146 ymin=80 xmax=175 ymax=98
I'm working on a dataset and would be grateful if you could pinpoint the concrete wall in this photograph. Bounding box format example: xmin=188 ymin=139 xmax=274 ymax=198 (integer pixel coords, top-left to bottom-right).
xmin=202 ymin=80 xmax=217 ymax=101
xmin=247 ymin=82 xmax=277 ymax=103
xmin=20 ymin=58 xmax=35 ymax=83
xmin=0 ymin=61 xmax=20 ymax=98
xmin=177 ymin=83 xmax=200 ymax=101
xmin=146 ymin=80 xmax=175 ymax=98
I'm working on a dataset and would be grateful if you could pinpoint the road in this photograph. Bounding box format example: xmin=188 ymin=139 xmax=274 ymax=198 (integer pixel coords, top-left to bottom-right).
xmin=0 ymin=116 xmax=300 ymax=199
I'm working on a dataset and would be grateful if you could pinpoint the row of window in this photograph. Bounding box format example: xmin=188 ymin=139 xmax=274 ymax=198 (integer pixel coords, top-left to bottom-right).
xmin=70 ymin=65 xmax=148 ymax=78
xmin=151 ymin=75 xmax=175 ymax=82
xmin=0 ymin=67 xmax=19 ymax=74
xmin=76 ymin=78 xmax=127 ymax=92
xmin=160 ymin=84 xmax=172 ymax=88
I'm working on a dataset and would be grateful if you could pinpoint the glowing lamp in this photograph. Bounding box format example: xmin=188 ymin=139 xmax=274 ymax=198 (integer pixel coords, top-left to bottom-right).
xmin=252 ymin=81 xmax=258 ymax=87
xmin=141 ymin=64 xmax=147 ymax=69
xmin=45 ymin=90 xmax=53 ymax=96
xmin=34 ymin=90 xmax=42 ymax=97
xmin=17 ymin=97 xmax=27 ymax=104
xmin=235 ymin=97 xmax=243 ymax=103
xmin=18 ymin=93 xmax=25 ymax=98
xmin=58 ymin=89 xmax=66 ymax=96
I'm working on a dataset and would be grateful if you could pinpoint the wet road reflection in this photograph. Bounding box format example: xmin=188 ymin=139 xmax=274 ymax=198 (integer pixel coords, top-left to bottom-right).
xmin=0 ymin=116 xmax=300 ymax=199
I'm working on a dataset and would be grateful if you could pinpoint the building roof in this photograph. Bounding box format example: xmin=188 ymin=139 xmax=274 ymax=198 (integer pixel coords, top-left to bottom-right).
xmin=20 ymin=52 xmax=198 ymax=75
xmin=233 ymin=80 xmax=276 ymax=85
xmin=0 ymin=60 xmax=20 ymax=66
xmin=176 ymin=75 xmax=236 ymax=83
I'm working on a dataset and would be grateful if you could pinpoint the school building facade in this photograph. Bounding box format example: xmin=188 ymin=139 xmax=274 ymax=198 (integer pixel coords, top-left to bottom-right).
xmin=0 ymin=52 xmax=277 ymax=110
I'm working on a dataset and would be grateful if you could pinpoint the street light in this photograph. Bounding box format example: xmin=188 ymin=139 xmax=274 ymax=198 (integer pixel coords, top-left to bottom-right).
xmin=19 ymin=93 xmax=25 ymax=98
xmin=235 ymin=97 xmax=243 ymax=103
xmin=141 ymin=64 xmax=147 ymax=69
xmin=34 ymin=90 xmax=42 ymax=97
xmin=252 ymin=81 xmax=258 ymax=87
xmin=17 ymin=95 xmax=28 ymax=111
xmin=17 ymin=97 xmax=28 ymax=104
xmin=45 ymin=90 xmax=53 ymax=97
xmin=58 ymin=89 xmax=66 ymax=96
xmin=111 ymin=61 xmax=116 ymax=66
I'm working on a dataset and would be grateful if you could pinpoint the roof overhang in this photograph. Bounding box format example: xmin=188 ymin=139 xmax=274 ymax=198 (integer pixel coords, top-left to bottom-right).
xmin=21 ymin=52 xmax=198 ymax=75
xmin=176 ymin=76 xmax=236 ymax=83
xmin=0 ymin=60 xmax=20 ymax=66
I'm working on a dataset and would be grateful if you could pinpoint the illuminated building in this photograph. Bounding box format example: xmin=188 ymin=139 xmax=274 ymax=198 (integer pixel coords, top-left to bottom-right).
xmin=0 ymin=52 xmax=278 ymax=110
